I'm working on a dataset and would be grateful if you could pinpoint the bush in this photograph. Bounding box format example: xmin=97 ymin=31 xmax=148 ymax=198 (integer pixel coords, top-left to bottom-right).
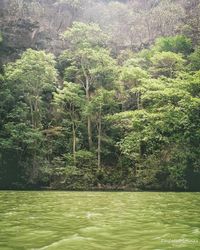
xmin=50 ymin=166 xmax=95 ymax=190
xmin=153 ymin=35 xmax=193 ymax=55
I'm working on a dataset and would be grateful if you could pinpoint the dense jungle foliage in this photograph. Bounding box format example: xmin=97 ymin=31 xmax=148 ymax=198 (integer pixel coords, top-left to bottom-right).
xmin=0 ymin=0 xmax=199 ymax=190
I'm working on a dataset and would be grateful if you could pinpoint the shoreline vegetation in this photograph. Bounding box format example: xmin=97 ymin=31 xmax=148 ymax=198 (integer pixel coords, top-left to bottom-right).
xmin=0 ymin=185 xmax=199 ymax=192
xmin=1 ymin=188 xmax=199 ymax=192
xmin=0 ymin=0 xmax=200 ymax=191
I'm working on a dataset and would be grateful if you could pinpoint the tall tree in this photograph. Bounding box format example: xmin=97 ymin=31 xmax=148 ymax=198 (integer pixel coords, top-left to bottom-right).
xmin=61 ymin=22 xmax=118 ymax=149
xmin=88 ymin=89 xmax=116 ymax=169
xmin=5 ymin=49 xmax=57 ymax=128
xmin=54 ymin=82 xmax=84 ymax=164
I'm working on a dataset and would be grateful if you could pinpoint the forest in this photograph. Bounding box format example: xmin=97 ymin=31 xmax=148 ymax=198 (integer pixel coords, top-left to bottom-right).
xmin=0 ymin=0 xmax=200 ymax=191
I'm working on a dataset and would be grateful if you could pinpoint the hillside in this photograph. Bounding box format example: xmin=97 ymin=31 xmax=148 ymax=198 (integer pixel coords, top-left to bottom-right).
xmin=0 ymin=0 xmax=200 ymax=191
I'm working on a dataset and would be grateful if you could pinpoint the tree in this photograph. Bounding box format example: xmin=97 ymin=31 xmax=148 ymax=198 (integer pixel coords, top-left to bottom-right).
xmin=5 ymin=49 xmax=57 ymax=128
xmin=61 ymin=22 xmax=118 ymax=149
xmin=189 ymin=47 xmax=200 ymax=71
xmin=119 ymin=65 xmax=148 ymax=110
xmin=150 ymin=51 xmax=185 ymax=78
xmin=63 ymin=47 xmax=118 ymax=149
xmin=88 ymin=89 xmax=116 ymax=169
xmin=63 ymin=21 xmax=109 ymax=50
xmin=54 ymin=82 xmax=84 ymax=164
xmin=153 ymin=35 xmax=193 ymax=56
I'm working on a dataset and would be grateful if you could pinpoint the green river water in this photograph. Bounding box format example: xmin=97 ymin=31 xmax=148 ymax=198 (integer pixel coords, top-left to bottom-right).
xmin=0 ymin=192 xmax=199 ymax=250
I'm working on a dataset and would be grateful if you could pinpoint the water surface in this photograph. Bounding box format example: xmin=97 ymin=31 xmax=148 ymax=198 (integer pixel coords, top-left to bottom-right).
xmin=0 ymin=192 xmax=199 ymax=249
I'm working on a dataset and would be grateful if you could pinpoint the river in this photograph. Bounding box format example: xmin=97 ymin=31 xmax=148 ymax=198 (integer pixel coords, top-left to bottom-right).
xmin=0 ymin=191 xmax=199 ymax=249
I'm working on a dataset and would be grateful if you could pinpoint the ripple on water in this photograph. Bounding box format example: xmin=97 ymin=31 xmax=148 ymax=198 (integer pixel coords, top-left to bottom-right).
xmin=0 ymin=192 xmax=200 ymax=250
xmin=32 ymin=234 xmax=94 ymax=250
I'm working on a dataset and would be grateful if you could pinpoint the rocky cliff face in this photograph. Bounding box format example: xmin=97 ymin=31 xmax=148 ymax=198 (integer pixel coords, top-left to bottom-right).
xmin=1 ymin=1 xmax=35 ymax=65
xmin=0 ymin=0 xmax=198 ymax=69
xmin=0 ymin=0 xmax=78 ymax=67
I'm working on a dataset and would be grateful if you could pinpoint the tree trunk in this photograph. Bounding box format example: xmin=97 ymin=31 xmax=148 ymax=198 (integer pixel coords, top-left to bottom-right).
xmin=97 ymin=106 xmax=102 ymax=170
xmin=29 ymin=98 xmax=34 ymax=127
xmin=71 ymin=105 xmax=76 ymax=165
xmin=136 ymin=92 xmax=140 ymax=110
xmin=88 ymin=116 xmax=92 ymax=150
xmin=85 ymin=77 xmax=93 ymax=149
xmin=72 ymin=121 xmax=76 ymax=165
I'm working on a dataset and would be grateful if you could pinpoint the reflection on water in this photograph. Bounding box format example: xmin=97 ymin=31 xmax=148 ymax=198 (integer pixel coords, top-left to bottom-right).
xmin=0 ymin=192 xmax=199 ymax=250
